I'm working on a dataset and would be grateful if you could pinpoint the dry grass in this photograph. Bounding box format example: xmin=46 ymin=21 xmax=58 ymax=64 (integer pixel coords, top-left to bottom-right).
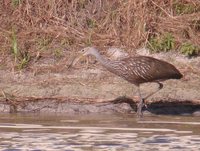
xmin=0 ymin=0 xmax=200 ymax=69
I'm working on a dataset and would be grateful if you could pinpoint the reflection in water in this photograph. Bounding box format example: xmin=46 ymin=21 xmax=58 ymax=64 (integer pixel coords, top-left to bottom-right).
xmin=0 ymin=113 xmax=199 ymax=150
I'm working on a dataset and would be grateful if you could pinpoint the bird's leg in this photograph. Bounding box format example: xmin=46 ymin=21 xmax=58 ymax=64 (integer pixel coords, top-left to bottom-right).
xmin=144 ymin=82 xmax=163 ymax=100
xmin=136 ymin=82 xmax=163 ymax=117
xmin=136 ymin=85 xmax=144 ymax=118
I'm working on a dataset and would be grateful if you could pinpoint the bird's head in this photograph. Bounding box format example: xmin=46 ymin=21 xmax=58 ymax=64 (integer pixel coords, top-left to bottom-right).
xmin=79 ymin=47 xmax=98 ymax=56
xmin=72 ymin=47 xmax=98 ymax=66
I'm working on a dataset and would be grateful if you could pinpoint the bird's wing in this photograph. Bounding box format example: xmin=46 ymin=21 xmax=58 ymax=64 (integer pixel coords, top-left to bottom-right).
xmin=109 ymin=56 xmax=182 ymax=85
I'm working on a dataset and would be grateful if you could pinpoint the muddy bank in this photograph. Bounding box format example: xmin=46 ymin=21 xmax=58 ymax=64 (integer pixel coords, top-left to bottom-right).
xmin=0 ymin=52 xmax=200 ymax=115
xmin=1 ymin=96 xmax=200 ymax=116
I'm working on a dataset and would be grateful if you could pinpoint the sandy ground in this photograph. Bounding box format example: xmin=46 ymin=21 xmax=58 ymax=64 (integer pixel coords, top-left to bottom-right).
xmin=0 ymin=51 xmax=200 ymax=115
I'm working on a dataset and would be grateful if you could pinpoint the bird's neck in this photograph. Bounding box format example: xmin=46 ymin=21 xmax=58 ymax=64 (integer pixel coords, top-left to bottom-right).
xmin=92 ymin=51 xmax=111 ymax=67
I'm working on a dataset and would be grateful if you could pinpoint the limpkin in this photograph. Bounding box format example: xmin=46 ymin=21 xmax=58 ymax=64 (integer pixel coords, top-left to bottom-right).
xmin=73 ymin=47 xmax=183 ymax=117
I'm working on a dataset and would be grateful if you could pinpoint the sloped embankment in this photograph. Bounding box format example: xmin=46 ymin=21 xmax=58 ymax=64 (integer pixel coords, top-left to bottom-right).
xmin=0 ymin=52 xmax=200 ymax=115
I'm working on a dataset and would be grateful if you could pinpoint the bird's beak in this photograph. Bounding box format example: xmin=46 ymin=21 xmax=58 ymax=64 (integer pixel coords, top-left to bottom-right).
xmin=71 ymin=54 xmax=85 ymax=66
xmin=67 ymin=52 xmax=87 ymax=69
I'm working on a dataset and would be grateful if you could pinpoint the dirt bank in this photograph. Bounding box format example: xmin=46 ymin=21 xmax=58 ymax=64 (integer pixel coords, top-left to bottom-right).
xmin=0 ymin=51 xmax=200 ymax=115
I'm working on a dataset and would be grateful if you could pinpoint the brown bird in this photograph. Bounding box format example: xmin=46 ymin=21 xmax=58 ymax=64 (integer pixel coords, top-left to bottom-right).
xmin=73 ymin=47 xmax=183 ymax=117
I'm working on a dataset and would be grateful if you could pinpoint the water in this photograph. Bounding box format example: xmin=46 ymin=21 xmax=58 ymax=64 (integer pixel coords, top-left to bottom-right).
xmin=0 ymin=113 xmax=200 ymax=151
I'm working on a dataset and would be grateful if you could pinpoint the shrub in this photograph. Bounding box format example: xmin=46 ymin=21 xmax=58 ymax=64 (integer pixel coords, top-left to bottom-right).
xmin=180 ymin=43 xmax=200 ymax=57
xmin=148 ymin=33 xmax=175 ymax=52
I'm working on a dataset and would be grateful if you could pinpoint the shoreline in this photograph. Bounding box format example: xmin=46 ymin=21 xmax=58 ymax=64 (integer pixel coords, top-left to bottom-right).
xmin=0 ymin=52 xmax=200 ymax=115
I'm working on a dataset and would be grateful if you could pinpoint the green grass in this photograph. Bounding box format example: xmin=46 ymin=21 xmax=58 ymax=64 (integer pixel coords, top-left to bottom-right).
xmin=180 ymin=42 xmax=200 ymax=57
xmin=148 ymin=32 xmax=200 ymax=57
xmin=11 ymin=28 xmax=31 ymax=69
xmin=11 ymin=28 xmax=19 ymax=62
xmin=54 ymin=49 xmax=63 ymax=58
xmin=86 ymin=18 xmax=97 ymax=28
xmin=17 ymin=51 xmax=30 ymax=69
xmin=173 ymin=1 xmax=199 ymax=15
xmin=148 ymin=33 xmax=175 ymax=52
xmin=12 ymin=0 xmax=22 ymax=7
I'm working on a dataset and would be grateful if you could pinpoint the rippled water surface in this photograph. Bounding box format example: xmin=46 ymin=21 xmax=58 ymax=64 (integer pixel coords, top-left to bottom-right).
xmin=0 ymin=113 xmax=200 ymax=151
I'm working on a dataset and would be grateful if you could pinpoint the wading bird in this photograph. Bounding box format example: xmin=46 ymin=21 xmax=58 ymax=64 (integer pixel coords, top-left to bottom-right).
xmin=73 ymin=47 xmax=183 ymax=117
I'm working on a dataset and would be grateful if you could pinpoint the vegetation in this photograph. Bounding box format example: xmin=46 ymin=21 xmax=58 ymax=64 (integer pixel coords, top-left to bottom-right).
xmin=11 ymin=28 xmax=18 ymax=62
xmin=11 ymin=27 xmax=30 ymax=69
xmin=0 ymin=0 xmax=200 ymax=70
xmin=86 ymin=18 xmax=97 ymax=28
xmin=17 ymin=51 xmax=30 ymax=69
xmin=173 ymin=1 xmax=200 ymax=15
xmin=54 ymin=49 xmax=63 ymax=58
xmin=36 ymin=36 xmax=53 ymax=51
xmin=180 ymin=43 xmax=200 ymax=57
xmin=11 ymin=0 xmax=22 ymax=7
xmin=148 ymin=33 xmax=175 ymax=53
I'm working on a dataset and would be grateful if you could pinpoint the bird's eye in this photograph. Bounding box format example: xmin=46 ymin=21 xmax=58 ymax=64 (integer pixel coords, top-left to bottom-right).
xmin=81 ymin=49 xmax=85 ymax=52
